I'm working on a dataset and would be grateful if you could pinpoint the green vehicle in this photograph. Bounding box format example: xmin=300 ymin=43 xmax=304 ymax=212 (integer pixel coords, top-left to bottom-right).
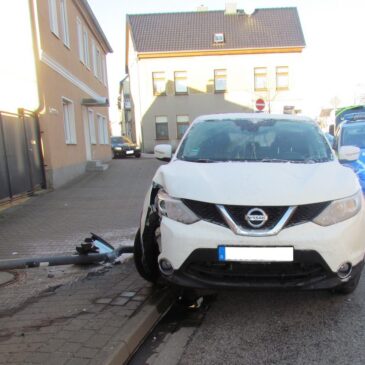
xmin=336 ymin=105 xmax=365 ymax=128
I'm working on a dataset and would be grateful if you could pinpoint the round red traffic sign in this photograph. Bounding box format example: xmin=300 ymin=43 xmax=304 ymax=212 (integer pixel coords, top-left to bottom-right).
xmin=256 ymin=98 xmax=265 ymax=111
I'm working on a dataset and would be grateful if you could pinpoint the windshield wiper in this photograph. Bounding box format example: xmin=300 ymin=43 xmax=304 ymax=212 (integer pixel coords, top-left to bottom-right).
xmin=260 ymin=158 xmax=319 ymax=164
xmin=260 ymin=158 xmax=292 ymax=163
xmin=181 ymin=157 xmax=215 ymax=163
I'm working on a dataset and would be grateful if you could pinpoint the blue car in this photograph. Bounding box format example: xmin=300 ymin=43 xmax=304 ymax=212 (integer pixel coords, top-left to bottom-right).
xmin=334 ymin=119 xmax=365 ymax=193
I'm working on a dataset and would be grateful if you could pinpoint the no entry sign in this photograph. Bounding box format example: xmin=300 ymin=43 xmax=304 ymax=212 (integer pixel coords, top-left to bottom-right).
xmin=256 ymin=98 xmax=265 ymax=111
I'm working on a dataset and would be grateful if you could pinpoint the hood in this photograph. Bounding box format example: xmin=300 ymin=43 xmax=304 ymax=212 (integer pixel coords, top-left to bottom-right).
xmin=153 ymin=160 xmax=360 ymax=206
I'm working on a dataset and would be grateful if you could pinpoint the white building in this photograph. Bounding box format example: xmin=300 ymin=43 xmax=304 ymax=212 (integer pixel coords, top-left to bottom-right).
xmin=125 ymin=5 xmax=306 ymax=152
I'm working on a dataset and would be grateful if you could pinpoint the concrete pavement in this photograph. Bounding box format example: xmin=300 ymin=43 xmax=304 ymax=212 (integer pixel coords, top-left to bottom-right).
xmin=0 ymin=157 xmax=172 ymax=364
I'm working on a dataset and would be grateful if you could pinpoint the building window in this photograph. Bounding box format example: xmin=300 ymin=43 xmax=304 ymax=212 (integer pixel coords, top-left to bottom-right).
xmin=276 ymin=66 xmax=289 ymax=90
xmin=155 ymin=116 xmax=169 ymax=140
xmin=60 ymin=0 xmax=70 ymax=47
xmin=62 ymin=98 xmax=76 ymax=144
xmin=102 ymin=56 xmax=107 ymax=86
xmin=174 ymin=71 xmax=188 ymax=94
xmin=92 ymin=46 xmax=102 ymax=80
xmin=214 ymin=69 xmax=227 ymax=92
xmin=254 ymin=67 xmax=267 ymax=91
xmin=76 ymin=17 xmax=84 ymax=63
xmin=176 ymin=115 xmax=189 ymax=139
xmin=48 ymin=0 xmax=59 ymax=37
xmin=213 ymin=33 xmax=224 ymax=43
xmin=152 ymin=72 xmax=166 ymax=95
xmin=92 ymin=39 xmax=97 ymax=76
xmin=97 ymin=114 xmax=109 ymax=144
xmin=83 ymin=28 xmax=90 ymax=68
xmin=88 ymin=109 xmax=96 ymax=144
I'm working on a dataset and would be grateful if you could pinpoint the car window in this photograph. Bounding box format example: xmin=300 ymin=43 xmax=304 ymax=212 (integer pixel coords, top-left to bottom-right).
xmin=176 ymin=118 xmax=333 ymax=163
xmin=111 ymin=136 xmax=132 ymax=144
xmin=341 ymin=125 xmax=365 ymax=149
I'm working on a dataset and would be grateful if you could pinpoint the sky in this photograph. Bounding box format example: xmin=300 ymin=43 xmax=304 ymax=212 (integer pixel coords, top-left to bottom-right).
xmin=88 ymin=0 xmax=365 ymax=134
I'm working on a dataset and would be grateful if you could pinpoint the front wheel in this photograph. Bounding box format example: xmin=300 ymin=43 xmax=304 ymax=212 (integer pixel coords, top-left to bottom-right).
xmin=133 ymin=217 xmax=160 ymax=283
xmin=135 ymin=152 xmax=141 ymax=158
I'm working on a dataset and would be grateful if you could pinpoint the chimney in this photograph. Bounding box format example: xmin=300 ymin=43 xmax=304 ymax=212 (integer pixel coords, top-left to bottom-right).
xmin=197 ymin=5 xmax=208 ymax=12
xmin=225 ymin=2 xmax=237 ymax=15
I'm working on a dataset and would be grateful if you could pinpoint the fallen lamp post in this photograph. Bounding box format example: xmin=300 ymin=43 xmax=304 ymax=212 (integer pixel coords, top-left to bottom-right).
xmin=0 ymin=233 xmax=134 ymax=271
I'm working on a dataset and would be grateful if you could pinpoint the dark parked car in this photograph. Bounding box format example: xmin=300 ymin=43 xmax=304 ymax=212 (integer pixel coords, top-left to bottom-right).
xmin=111 ymin=136 xmax=141 ymax=158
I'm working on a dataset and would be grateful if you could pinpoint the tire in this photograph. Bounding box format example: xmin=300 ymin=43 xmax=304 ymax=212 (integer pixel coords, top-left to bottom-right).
xmin=133 ymin=214 xmax=161 ymax=283
xmin=332 ymin=271 xmax=362 ymax=295
xmin=135 ymin=152 xmax=141 ymax=158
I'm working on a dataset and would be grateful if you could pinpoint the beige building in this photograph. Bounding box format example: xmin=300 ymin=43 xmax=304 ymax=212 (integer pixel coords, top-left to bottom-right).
xmin=125 ymin=6 xmax=306 ymax=152
xmin=0 ymin=0 xmax=113 ymax=190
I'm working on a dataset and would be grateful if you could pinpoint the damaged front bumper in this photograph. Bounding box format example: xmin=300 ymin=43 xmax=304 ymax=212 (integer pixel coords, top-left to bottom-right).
xmin=162 ymin=248 xmax=364 ymax=290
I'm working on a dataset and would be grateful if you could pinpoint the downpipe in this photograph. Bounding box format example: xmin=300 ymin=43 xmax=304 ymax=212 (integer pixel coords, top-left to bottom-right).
xmin=0 ymin=233 xmax=134 ymax=271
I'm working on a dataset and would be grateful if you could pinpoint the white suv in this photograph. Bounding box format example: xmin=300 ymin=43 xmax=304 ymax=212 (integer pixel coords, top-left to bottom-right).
xmin=134 ymin=114 xmax=365 ymax=294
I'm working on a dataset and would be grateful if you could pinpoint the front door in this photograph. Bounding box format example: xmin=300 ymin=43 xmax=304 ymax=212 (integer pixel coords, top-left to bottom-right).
xmin=83 ymin=107 xmax=92 ymax=160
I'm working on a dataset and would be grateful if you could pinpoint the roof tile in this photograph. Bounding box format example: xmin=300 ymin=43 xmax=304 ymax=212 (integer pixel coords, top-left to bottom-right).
xmin=127 ymin=8 xmax=305 ymax=53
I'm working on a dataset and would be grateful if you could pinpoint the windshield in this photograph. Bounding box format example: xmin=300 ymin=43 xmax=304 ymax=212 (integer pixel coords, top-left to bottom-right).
xmin=341 ymin=124 xmax=365 ymax=149
xmin=111 ymin=136 xmax=132 ymax=144
xmin=176 ymin=118 xmax=333 ymax=163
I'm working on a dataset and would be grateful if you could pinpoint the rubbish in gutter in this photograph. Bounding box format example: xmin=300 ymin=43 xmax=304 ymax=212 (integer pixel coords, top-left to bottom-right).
xmin=0 ymin=233 xmax=134 ymax=271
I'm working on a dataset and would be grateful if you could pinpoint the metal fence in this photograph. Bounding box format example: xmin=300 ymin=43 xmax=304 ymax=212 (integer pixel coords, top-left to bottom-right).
xmin=0 ymin=109 xmax=46 ymax=204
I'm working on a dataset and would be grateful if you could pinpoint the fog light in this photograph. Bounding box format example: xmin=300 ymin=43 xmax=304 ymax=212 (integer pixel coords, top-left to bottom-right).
xmin=159 ymin=259 xmax=174 ymax=276
xmin=337 ymin=262 xmax=352 ymax=279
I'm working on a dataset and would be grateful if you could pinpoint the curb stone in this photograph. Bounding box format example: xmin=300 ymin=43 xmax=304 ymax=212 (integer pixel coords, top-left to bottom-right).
xmin=105 ymin=287 xmax=175 ymax=365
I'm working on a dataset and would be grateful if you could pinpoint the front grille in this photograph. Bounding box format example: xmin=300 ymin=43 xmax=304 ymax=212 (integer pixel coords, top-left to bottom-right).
xmin=287 ymin=202 xmax=330 ymax=227
xmin=186 ymin=261 xmax=326 ymax=285
xmin=225 ymin=205 xmax=287 ymax=230
xmin=182 ymin=199 xmax=227 ymax=227
xmin=182 ymin=199 xmax=331 ymax=230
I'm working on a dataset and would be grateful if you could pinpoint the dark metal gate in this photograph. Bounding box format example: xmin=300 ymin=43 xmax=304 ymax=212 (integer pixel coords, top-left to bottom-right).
xmin=0 ymin=109 xmax=46 ymax=204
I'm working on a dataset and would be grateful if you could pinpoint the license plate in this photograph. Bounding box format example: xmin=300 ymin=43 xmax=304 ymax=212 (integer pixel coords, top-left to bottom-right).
xmin=126 ymin=150 xmax=134 ymax=155
xmin=218 ymin=246 xmax=293 ymax=262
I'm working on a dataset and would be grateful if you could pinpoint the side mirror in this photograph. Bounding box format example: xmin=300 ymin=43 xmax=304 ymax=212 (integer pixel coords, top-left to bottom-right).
xmin=338 ymin=146 xmax=360 ymax=162
xmin=154 ymin=144 xmax=172 ymax=162
xmin=328 ymin=125 xmax=335 ymax=136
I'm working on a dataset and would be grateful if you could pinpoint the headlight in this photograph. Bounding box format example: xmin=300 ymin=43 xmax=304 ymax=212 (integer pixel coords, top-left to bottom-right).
xmin=157 ymin=190 xmax=199 ymax=224
xmin=313 ymin=190 xmax=362 ymax=226
xmin=114 ymin=147 xmax=122 ymax=151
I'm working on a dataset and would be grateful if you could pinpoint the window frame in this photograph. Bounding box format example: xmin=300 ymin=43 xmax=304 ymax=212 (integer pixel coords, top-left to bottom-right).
xmin=88 ymin=109 xmax=96 ymax=145
xmin=276 ymin=66 xmax=289 ymax=91
xmin=48 ymin=0 xmax=59 ymax=37
xmin=152 ymin=72 xmax=166 ymax=96
xmin=214 ymin=69 xmax=227 ymax=93
xmin=60 ymin=0 xmax=70 ymax=47
xmin=76 ymin=17 xmax=84 ymax=64
xmin=83 ymin=28 xmax=90 ymax=69
xmin=174 ymin=71 xmax=188 ymax=95
xmin=62 ymin=97 xmax=77 ymax=145
xmin=102 ymin=56 xmax=107 ymax=86
xmin=155 ymin=116 xmax=169 ymax=140
xmin=254 ymin=67 xmax=268 ymax=91
xmin=97 ymin=114 xmax=109 ymax=145
xmin=176 ymin=115 xmax=190 ymax=139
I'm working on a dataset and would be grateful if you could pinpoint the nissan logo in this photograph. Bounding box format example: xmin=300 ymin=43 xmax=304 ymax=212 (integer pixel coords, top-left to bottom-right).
xmin=245 ymin=208 xmax=268 ymax=228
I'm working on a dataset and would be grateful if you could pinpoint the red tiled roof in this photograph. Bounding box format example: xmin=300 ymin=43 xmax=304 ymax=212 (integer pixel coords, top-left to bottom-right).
xmin=127 ymin=8 xmax=305 ymax=53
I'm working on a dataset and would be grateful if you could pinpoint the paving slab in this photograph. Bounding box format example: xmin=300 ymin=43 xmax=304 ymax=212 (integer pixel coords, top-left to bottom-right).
xmin=0 ymin=259 xmax=173 ymax=364
xmin=0 ymin=158 xmax=170 ymax=364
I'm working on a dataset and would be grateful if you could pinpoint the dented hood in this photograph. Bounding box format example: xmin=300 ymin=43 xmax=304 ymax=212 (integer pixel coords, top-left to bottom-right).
xmin=153 ymin=160 xmax=360 ymax=206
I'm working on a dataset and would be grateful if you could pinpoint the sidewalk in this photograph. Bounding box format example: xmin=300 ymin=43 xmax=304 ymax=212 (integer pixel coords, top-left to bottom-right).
xmin=0 ymin=260 xmax=173 ymax=365
xmin=0 ymin=158 xmax=170 ymax=364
